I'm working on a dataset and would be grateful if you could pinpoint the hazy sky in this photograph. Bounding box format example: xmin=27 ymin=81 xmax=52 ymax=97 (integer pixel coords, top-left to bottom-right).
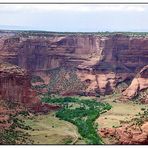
xmin=0 ymin=4 xmax=148 ymax=32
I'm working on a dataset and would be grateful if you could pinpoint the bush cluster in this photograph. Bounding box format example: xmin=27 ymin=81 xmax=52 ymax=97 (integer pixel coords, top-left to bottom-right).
xmin=42 ymin=96 xmax=111 ymax=144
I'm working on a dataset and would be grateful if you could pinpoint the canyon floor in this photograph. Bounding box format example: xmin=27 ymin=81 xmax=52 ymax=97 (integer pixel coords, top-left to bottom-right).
xmin=16 ymin=94 xmax=146 ymax=145
xmin=21 ymin=113 xmax=84 ymax=144
xmin=97 ymin=93 xmax=147 ymax=129
xmin=96 ymin=94 xmax=147 ymax=144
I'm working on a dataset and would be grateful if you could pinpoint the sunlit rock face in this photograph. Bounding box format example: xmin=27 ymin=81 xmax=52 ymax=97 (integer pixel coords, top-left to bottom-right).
xmin=122 ymin=65 xmax=148 ymax=102
xmin=0 ymin=32 xmax=148 ymax=96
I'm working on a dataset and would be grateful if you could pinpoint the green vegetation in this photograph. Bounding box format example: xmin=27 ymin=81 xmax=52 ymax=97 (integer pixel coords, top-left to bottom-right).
xmin=32 ymin=84 xmax=48 ymax=90
xmin=0 ymin=114 xmax=32 ymax=144
xmin=31 ymin=75 xmax=44 ymax=83
xmin=133 ymin=88 xmax=148 ymax=102
xmin=2 ymin=30 xmax=148 ymax=37
xmin=131 ymin=108 xmax=148 ymax=126
xmin=42 ymin=96 xmax=111 ymax=144
xmin=46 ymin=67 xmax=87 ymax=95
xmin=0 ymin=129 xmax=31 ymax=144
xmin=64 ymin=137 xmax=73 ymax=144
xmin=0 ymin=100 xmax=33 ymax=144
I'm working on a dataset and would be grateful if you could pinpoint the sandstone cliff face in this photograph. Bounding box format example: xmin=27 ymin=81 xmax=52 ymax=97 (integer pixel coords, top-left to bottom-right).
xmin=0 ymin=32 xmax=148 ymax=96
xmin=0 ymin=35 xmax=100 ymax=71
xmin=0 ymin=62 xmax=38 ymax=106
xmin=122 ymin=65 xmax=148 ymax=102
xmin=0 ymin=62 xmax=61 ymax=132
xmin=97 ymin=34 xmax=148 ymax=72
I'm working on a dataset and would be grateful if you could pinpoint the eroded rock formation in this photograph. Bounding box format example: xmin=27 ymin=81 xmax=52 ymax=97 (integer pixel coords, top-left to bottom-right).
xmin=0 ymin=62 xmax=39 ymax=106
xmin=0 ymin=62 xmax=59 ymax=131
xmin=99 ymin=122 xmax=148 ymax=144
xmin=122 ymin=65 xmax=148 ymax=102
xmin=0 ymin=31 xmax=148 ymax=96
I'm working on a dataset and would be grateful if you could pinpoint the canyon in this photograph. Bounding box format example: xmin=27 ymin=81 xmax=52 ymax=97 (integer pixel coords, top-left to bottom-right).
xmin=0 ymin=31 xmax=148 ymax=100
xmin=0 ymin=30 xmax=148 ymax=144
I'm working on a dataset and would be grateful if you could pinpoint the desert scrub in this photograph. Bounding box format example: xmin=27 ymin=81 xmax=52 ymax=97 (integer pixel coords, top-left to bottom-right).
xmin=134 ymin=88 xmax=148 ymax=101
xmin=42 ymin=96 xmax=112 ymax=144
xmin=15 ymin=30 xmax=148 ymax=37
xmin=0 ymin=114 xmax=33 ymax=144
xmin=120 ymin=108 xmax=148 ymax=127
xmin=31 ymin=75 xmax=44 ymax=83
xmin=132 ymin=108 xmax=148 ymax=126
xmin=46 ymin=67 xmax=87 ymax=94
xmin=32 ymin=84 xmax=48 ymax=90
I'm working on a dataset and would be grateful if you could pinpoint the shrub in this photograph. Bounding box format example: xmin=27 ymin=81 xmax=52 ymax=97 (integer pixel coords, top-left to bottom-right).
xmin=31 ymin=75 xmax=44 ymax=83
xmin=41 ymin=96 xmax=111 ymax=144
xmin=141 ymin=108 xmax=146 ymax=111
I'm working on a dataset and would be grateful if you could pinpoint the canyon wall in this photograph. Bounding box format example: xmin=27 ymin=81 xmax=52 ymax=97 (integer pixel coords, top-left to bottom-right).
xmin=0 ymin=34 xmax=147 ymax=72
xmin=0 ymin=32 xmax=148 ymax=96
xmin=122 ymin=65 xmax=148 ymax=102
xmin=0 ymin=62 xmax=38 ymax=106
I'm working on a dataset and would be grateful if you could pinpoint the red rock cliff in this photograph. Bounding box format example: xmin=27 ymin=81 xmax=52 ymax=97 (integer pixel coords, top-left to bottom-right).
xmin=0 ymin=32 xmax=147 ymax=96
xmin=0 ymin=62 xmax=38 ymax=106
xmin=122 ymin=65 xmax=148 ymax=102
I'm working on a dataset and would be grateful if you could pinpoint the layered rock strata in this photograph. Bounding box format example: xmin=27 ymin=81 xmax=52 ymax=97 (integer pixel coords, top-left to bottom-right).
xmin=0 ymin=62 xmax=39 ymax=105
xmin=122 ymin=65 xmax=148 ymax=102
xmin=0 ymin=32 xmax=147 ymax=96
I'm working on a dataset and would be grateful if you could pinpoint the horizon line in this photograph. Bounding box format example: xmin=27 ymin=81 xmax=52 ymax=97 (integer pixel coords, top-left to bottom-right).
xmin=1 ymin=29 xmax=148 ymax=33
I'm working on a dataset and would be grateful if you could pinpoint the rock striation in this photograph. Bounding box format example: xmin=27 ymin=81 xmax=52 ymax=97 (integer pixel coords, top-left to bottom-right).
xmin=0 ymin=62 xmax=39 ymax=106
xmin=0 ymin=31 xmax=148 ymax=96
xmin=122 ymin=65 xmax=148 ymax=102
